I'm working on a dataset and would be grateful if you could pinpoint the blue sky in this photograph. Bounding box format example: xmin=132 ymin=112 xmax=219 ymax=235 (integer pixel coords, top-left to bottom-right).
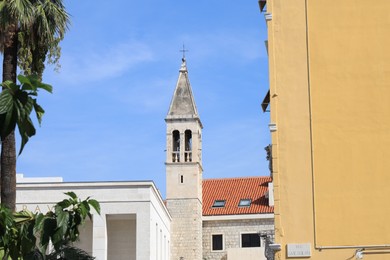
xmin=2 ymin=1 xmax=270 ymax=197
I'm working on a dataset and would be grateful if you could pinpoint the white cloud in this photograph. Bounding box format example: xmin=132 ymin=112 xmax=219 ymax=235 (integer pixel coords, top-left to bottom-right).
xmin=110 ymin=76 xmax=175 ymax=114
xmin=48 ymin=41 xmax=154 ymax=85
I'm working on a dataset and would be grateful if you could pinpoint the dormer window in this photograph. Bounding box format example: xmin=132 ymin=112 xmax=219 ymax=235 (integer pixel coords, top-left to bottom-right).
xmin=212 ymin=200 xmax=226 ymax=208
xmin=238 ymin=199 xmax=251 ymax=207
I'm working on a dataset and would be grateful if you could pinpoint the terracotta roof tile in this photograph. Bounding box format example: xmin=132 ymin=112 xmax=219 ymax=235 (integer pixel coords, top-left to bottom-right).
xmin=202 ymin=176 xmax=274 ymax=216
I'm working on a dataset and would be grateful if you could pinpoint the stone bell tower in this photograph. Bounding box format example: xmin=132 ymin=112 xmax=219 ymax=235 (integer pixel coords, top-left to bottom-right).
xmin=165 ymin=58 xmax=203 ymax=260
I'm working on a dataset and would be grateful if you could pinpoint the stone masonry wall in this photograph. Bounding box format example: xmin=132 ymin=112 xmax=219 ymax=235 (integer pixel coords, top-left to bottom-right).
xmin=202 ymin=218 xmax=274 ymax=260
xmin=167 ymin=199 xmax=202 ymax=260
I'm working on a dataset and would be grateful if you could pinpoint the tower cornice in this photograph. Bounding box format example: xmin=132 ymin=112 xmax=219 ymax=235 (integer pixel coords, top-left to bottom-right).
xmin=165 ymin=116 xmax=203 ymax=129
xmin=165 ymin=161 xmax=203 ymax=172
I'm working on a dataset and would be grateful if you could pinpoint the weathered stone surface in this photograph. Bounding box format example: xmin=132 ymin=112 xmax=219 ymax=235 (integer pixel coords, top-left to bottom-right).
xmin=202 ymin=218 xmax=274 ymax=260
xmin=167 ymin=199 xmax=203 ymax=260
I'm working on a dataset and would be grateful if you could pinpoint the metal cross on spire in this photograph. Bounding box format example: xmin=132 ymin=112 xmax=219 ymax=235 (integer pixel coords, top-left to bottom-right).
xmin=180 ymin=44 xmax=189 ymax=61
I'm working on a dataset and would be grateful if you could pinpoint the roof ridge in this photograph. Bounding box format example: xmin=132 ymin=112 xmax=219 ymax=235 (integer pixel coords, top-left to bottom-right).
xmin=203 ymin=176 xmax=271 ymax=182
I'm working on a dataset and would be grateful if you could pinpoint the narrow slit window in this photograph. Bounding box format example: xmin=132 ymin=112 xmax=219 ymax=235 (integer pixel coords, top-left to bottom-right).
xmin=180 ymin=175 xmax=184 ymax=184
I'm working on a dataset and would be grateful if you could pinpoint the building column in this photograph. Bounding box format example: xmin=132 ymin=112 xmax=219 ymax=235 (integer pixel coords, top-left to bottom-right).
xmin=136 ymin=211 xmax=150 ymax=259
xmin=93 ymin=214 xmax=107 ymax=260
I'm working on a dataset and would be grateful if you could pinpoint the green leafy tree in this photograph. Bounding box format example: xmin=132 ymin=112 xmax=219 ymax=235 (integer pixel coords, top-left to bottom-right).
xmin=0 ymin=192 xmax=100 ymax=260
xmin=0 ymin=0 xmax=69 ymax=210
xmin=0 ymin=75 xmax=52 ymax=155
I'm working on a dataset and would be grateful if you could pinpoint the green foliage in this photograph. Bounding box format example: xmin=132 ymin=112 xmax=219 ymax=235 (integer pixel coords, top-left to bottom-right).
xmin=46 ymin=246 xmax=95 ymax=260
xmin=0 ymin=0 xmax=69 ymax=213
xmin=0 ymin=0 xmax=70 ymax=76
xmin=0 ymin=193 xmax=100 ymax=260
xmin=0 ymin=74 xmax=52 ymax=155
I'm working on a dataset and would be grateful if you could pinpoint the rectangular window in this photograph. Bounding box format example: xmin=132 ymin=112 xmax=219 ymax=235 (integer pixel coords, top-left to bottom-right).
xmin=212 ymin=200 xmax=226 ymax=208
xmin=212 ymin=234 xmax=223 ymax=251
xmin=238 ymin=199 xmax=251 ymax=207
xmin=241 ymin=233 xmax=261 ymax=248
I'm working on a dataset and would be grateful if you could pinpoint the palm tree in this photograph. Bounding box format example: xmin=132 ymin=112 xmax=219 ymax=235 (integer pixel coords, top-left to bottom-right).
xmin=0 ymin=0 xmax=69 ymax=209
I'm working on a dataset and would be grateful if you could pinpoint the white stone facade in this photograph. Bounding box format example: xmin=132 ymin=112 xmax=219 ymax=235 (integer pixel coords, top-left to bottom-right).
xmin=167 ymin=199 xmax=203 ymax=260
xmin=15 ymin=178 xmax=274 ymax=260
xmin=16 ymin=181 xmax=171 ymax=260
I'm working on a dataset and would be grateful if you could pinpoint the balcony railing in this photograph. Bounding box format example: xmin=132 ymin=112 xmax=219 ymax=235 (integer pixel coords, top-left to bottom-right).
xmin=172 ymin=151 xmax=192 ymax=162
xmin=172 ymin=151 xmax=180 ymax=162
xmin=185 ymin=152 xmax=192 ymax=162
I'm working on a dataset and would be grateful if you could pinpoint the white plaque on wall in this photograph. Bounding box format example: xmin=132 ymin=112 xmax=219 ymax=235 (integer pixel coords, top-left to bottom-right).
xmin=287 ymin=243 xmax=311 ymax=258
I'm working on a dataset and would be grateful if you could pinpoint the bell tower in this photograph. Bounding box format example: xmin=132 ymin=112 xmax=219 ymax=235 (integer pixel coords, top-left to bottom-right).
xmin=165 ymin=58 xmax=203 ymax=260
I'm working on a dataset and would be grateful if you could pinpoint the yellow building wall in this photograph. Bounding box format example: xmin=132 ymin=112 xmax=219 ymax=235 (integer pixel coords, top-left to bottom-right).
xmin=266 ymin=0 xmax=390 ymax=259
xmin=308 ymin=1 xmax=390 ymax=247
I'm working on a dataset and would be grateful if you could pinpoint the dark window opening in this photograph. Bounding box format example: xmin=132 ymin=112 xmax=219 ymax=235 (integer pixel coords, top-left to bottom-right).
xmin=212 ymin=200 xmax=226 ymax=208
xmin=212 ymin=234 xmax=223 ymax=251
xmin=241 ymin=233 xmax=261 ymax=248
xmin=184 ymin=130 xmax=192 ymax=162
xmin=172 ymin=130 xmax=180 ymax=162
xmin=180 ymin=175 xmax=184 ymax=184
xmin=261 ymin=90 xmax=270 ymax=112
xmin=185 ymin=130 xmax=192 ymax=151
xmin=259 ymin=0 xmax=267 ymax=12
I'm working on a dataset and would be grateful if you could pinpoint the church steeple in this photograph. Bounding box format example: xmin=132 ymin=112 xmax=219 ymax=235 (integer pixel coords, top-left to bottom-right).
xmin=165 ymin=58 xmax=203 ymax=165
xmin=166 ymin=58 xmax=201 ymax=124
xmin=165 ymin=57 xmax=203 ymax=260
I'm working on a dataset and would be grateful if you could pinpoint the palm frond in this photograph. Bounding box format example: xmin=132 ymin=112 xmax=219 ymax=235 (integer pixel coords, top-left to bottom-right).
xmin=0 ymin=0 xmax=33 ymax=53
xmin=42 ymin=0 xmax=69 ymax=37
xmin=6 ymin=0 xmax=34 ymax=25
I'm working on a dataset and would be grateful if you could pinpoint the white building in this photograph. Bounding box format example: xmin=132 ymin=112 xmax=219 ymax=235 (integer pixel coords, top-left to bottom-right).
xmin=16 ymin=179 xmax=171 ymax=260
xmin=15 ymin=58 xmax=274 ymax=260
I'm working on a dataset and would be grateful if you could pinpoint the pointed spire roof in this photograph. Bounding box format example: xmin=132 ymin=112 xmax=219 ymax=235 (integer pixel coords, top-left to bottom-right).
xmin=166 ymin=58 xmax=201 ymax=124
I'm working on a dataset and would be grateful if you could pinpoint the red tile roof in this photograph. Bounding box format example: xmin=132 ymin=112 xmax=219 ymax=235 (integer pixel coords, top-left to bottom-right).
xmin=202 ymin=176 xmax=274 ymax=216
